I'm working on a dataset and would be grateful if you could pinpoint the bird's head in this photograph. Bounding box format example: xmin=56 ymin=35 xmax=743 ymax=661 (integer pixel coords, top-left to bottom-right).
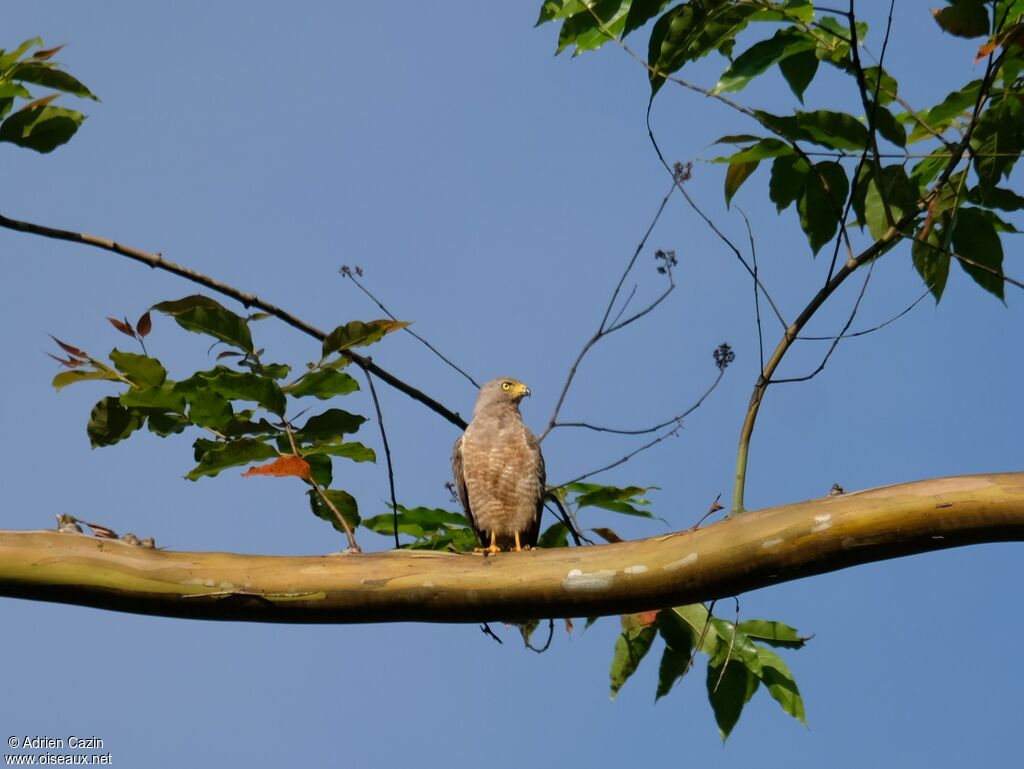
xmin=475 ymin=377 xmax=531 ymax=414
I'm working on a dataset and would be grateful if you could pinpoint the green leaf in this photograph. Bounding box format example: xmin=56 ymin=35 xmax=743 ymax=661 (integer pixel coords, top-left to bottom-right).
xmin=537 ymin=521 xmax=569 ymax=549
xmin=778 ymin=49 xmax=818 ymax=102
xmin=797 ymin=161 xmax=849 ymax=254
xmin=184 ymin=390 xmax=234 ymax=431
xmin=668 ymin=604 xmax=719 ymax=654
xmin=10 ymin=62 xmax=97 ymax=100
xmin=556 ymin=0 xmax=630 ymax=55
xmin=912 ymin=228 xmax=951 ymax=301
xmin=610 ymin=621 xmax=657 ymax=698
xmin=655 ymin=645 xmax=692 ymax=701
xmin=709 ymin=618 xmax=762 ymax=674
xmin=119 ymin=385 xmax=185 ymax=412
xmin=872 ymin=104 xmax=907 ymax=148
xmin=0 ymin=105 xmax=84 ymax=153
xmin=933 ymin=0 xmax=990 ymax=38
xmin=711 ymin=138 xmax=792 ymax=164
xmin=109 ymin=349 xmax=166 ymax=389
xmin=295 ymin=409 xmax=367 ymax=441
xmin=259 ymin=363 xmax=291 ymax=380
xmin=860 ymin=66 xmax=898 ymax=106
xmin=755 ymin=646 xmax=807 ymax=725
xmin=706 ymin=659 xmax=759 ymax=740
xmin=951 ymin=206 xmax=1005 ymax=299
xmin=622 ymin=0 xmax=672 ymax=38
xmin=724 ymin=160 xmax=759 ymax=207
xmin=648 ymin=1 xmax=760 ymax=97
xmin=566 ymin=482 xmax=655 ymax=517
xmin=186 ymin=438 xmax=279 ymax=480
xmin=87 ymin=396 xmax=144 ymax=447
xmin=302 ymin=440 xmax=376 ymax=463
xmin=863 ymin=165 xmax=920 ymax=240
xmin=756 ymin=109 xmax=869 ymax=151
xmin=715 ymin=28 xmax=816 ymax=94
xmin=286 ymin=369 xmax=360 ymax=399
xmin=656 ymin=610 xmax=696 ymax=700
xmin=0 ymin=38 xmax=44 ymax=71
xmin=967 ymin=185 xmax=1024 ymax=210
xmin=908 ymin=80 xmax=980 ymax=144
xmin=972 ymin=94 xmax=1024 ymax=196
xmin=307 ymin=488 xmax=360 ymax=535
xmin=536 ymin=0 xmax=585 ymax=26
xmin=305 ymin=453 xmax=333 ymax=488
xmin=146 ymin=411 xmax=190 ymax=437
xmin=737 ymin=619 xmax=808 ymax=649
xmin=177 ymin=368 xmax=286 ymax=416
xmin=152 ymin=295 xmax=254 ymax=353
xmin=768 ymin=155 xmax=809 ymax=212
xmin=321 ymin=320 xmax=409 ymax=357
xmin=362 ymin=505 xmax=474 ymax=550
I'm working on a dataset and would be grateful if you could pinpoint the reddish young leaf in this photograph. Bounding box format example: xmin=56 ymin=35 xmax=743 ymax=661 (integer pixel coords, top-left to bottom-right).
xmin=136 ymin=311 xmax=152 ymax=338
xmin=48 ymin=335 xmax=87 ymax=359
xmin=46 ymin=352 xmax=84 ymax=368
xmin=31 ymin=44 xmax=66 ymax=61
xmin=107 ymin=316 xmax=136 ymax=338
xmin=591 ymin=526 xmax=624 ymax=544
xmin=18 ymin=93 xmax=61 ymax=112
xmin=242 ymin=455 xmax=312 ymax=481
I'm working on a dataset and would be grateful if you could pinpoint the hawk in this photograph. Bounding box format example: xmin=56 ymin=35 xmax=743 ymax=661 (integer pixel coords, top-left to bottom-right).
xmin=451 ymin=377 xmax=545 ymax=553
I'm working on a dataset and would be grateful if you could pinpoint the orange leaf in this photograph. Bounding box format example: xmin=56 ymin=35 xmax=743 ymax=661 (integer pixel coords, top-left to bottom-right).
xmin=136 ymin=311 xmax=152 ymax=338
xmin=242 ymin=455 xmax=312 ymax=480
xmin=975 ymin=40 xmax=997 ymax=62
xmin=636 ymin=609 xmax=661 ymax=627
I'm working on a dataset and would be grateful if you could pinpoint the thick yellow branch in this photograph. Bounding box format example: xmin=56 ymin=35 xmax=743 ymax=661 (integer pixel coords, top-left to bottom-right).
xmin=2 ymin=472 xmax=1022 ymax=623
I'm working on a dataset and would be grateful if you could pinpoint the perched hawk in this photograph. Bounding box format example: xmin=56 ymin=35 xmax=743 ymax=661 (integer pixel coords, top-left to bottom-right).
xmin=451 ymin=377 xmax=545 ymax=553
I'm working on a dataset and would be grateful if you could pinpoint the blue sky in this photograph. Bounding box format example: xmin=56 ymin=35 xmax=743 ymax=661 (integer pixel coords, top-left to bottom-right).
xmin=1 ymin=3 xmax=1021 ymax=767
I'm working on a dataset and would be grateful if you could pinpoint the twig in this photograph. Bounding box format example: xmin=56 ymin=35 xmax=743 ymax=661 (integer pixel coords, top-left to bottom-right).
xmin=798 ymin=287 xmax=931 ymax=341
xmin=282 ymin=421 xmax=360 ymax=551
xmin=738 ymin=208 xmax=765 ymax=371
xmin=341 ymin=268 xmax=480 ymax=388
xmin=712 ymin=597 xmax=741 ymax=694
xmin=557 ymin=424 xmax=683 ymax=487
xmin=544 ymin=496 xmax=588 ymax=546
xmin=553 ymin=368 xmax=724 ymax=435
xmin=688 ymin=494 xmax=725 ymax=532
xmin=524 ymin=618 xmax=555 ymax=654
xmin=480 ymin=623 xmax=503 ymax=644
xmin=0 ymin=212 xmax=468 ymax=430
xmin=362 ymin=367 xmax=400 ymax=549
xmin=539 ymin=184 xmax=677 ymax=441
xmin=647 ymin=116 xmax=787 ymax=329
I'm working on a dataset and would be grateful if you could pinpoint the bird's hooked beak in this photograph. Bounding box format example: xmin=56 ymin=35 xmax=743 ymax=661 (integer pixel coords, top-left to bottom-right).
xmin=515 ymin=382 xmax=531 ymax=398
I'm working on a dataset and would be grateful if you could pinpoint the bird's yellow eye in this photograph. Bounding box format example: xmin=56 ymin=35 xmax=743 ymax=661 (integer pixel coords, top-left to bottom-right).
xmin=501 ymin=381 xmax=512 ymax=390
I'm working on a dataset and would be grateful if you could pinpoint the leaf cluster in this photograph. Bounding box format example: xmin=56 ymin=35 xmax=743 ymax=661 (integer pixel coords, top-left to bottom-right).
xmin=609 ymin=606 xmax=809 ymax=739
xmin=50 ymin=294 xmax=410 ymax=538
xmin=539 ymin=0 xmax=1024 ymax=301
xmin=0 ymin=38 xmax=97 ymax=153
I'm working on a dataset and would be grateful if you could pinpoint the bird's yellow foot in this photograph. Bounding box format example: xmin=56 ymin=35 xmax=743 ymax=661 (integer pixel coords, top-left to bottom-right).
xmin=474 ymin=531 xmax=502 ymax=555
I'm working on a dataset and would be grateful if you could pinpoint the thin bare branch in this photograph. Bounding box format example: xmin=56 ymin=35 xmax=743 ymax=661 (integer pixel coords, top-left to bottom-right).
xmin=362 ymin=368 xmax=400 ymax=549
xmin=0 ymin=212 xmax=468 ymax=430
xmin=798 ymin=286 xmax=931 ymax=341
xmin=553 ymin=368 xmax=724 ymax=436
xmin=540 ymin=185 xmax=677 ymax=441
xmin=557 ymin=424 xmax=683 ymax=488
xmin=341 ymin=268 xmax=480 ymax=388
